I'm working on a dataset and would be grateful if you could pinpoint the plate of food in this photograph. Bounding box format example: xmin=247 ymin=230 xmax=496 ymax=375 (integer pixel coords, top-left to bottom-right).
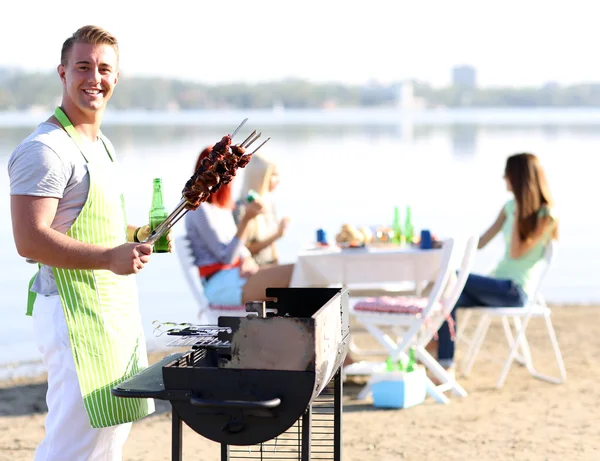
xmin=335 ymin=224 xmax=371 ymax=247
xmin=337 ymin=241 xmax=366 ymax=250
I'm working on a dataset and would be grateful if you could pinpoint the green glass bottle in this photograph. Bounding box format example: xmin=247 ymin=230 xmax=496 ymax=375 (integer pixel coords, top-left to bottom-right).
xmin=392 ymin=206 xmax=403 ymax=244
xmin=404 ymin=206 xmax=414 ymax=245
xmin=406 ymin=347 xmax=416 ymax=372
xmin=246 ymin=189 xmax=259 ymax=203
xmin=396 ymin=357 xmax=405 ymax=372
xmin=386 ymin=357 xmax=395 ymax=372
xmin=149 ymin=178 xmax=169 ymax=253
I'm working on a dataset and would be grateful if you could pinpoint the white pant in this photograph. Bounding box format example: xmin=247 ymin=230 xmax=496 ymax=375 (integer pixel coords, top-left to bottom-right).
xmin=33 ymin=294 xmax=132 ymax=461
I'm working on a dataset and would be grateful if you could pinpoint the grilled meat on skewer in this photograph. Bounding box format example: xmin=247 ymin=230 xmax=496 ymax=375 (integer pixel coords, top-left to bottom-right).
xmin=182 ymin=135 xmax=252 ymax=210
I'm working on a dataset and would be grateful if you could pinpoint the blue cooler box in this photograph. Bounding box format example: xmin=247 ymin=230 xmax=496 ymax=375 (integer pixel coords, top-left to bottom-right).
xmin=371 ymin=367 xmax=427 ymax=409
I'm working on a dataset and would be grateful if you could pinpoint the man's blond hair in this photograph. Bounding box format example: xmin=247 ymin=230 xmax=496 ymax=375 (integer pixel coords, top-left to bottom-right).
xmin=60 ymin=25 xmax=119 ymax=66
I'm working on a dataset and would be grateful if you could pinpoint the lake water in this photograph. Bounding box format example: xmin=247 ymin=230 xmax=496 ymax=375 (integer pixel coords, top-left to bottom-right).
xmin=1 ymin=108 xmax=598 ymax=375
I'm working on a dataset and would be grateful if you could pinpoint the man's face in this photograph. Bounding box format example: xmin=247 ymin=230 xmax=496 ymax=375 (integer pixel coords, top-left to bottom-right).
xmin=58 ymin=42 xmax=119 ymax=114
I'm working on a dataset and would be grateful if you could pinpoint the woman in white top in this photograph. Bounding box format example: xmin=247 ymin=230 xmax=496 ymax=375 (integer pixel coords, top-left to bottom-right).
xmin=234 ymin=154 xmax=290 ymax=267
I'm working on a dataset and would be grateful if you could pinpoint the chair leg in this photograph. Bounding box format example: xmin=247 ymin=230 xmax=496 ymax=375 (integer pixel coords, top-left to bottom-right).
xmin=348 ymin=332 xmax=388 ymax=358
xmin=523 ymin=314 xmax=567 ymax=384
xmin=415 ymin=346 xmax=467 ymax=398
xmin=455 ymin=310 xmax=473 ymax=345
xmin=496 ymin=315 xmax=533 ymax=388
xmin=501 ymin=317 xmax=527 ymax=366
xmin=461 ymin=314 xmax=491 ymax=377
xmin=425 ymin=377 xmax=451 ymax=404
xmin=362 ymin=322 xmax=399 ymax=353
xmin=511 ymin=317 xmax=535 ymax=371
xmin=543 ymin=314 xmax=568 ymax=383
xmin=357 ymin=382 xmax=372 ymax=401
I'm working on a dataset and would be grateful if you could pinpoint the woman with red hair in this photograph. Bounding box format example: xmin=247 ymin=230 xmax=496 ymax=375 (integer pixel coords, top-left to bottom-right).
xmin=184 ymin=146 xmax=294 ymax=306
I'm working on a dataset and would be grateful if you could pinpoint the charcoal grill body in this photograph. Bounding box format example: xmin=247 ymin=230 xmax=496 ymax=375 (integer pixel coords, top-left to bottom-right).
xmin=113 ymin=287 xmax=349 ymax=461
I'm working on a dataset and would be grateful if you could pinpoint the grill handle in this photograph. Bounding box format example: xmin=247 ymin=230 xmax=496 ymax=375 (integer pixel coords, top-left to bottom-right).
xmin=190 ymin=396 xmax=281 ymax=410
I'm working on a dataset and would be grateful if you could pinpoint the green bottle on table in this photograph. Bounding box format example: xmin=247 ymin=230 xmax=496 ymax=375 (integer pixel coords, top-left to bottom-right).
xmin=404 ymin=206 xmax=414 ymax=245
xmin=149 ymin=178 xmax=170 ymax=253
xmin=392 ymin=206 xmax=404 ymax=244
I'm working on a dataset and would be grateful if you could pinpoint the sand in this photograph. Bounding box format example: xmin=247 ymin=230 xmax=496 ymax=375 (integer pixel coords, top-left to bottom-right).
xmin=0 ymin=305 xmax=599 ymax=461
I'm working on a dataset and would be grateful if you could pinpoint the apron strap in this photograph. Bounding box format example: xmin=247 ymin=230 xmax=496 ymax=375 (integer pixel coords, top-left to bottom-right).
xmin=26 ymin=271 xmax=38 ymax=316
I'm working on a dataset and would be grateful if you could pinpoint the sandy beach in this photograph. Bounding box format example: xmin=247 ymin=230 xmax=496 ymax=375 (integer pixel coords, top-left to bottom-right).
xmin=1 ymin=304 xmax=599 ymax=461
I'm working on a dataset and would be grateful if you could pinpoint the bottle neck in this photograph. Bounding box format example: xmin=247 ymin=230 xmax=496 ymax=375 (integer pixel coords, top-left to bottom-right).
xmin=152 ymin=181 xmax=164 ymax=208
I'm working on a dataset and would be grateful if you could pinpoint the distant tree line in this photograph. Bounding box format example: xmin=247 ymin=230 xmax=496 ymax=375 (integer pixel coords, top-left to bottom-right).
xmin=2 ymin=68 xmax=600 ymax=110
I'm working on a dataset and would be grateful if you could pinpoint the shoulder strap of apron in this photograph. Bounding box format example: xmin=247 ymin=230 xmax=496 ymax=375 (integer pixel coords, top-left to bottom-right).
xmin=54 ymin=107 xmax=115 ymax=162
xmin=26 ymin=107 xmax=114 ymax=316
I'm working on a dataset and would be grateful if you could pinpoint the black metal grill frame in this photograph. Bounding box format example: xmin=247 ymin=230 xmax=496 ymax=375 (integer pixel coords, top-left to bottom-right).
xmin=169 ymin=369 xmax=343 ymax=461
xmin=113 ymin=287 xmax=349 ymax=461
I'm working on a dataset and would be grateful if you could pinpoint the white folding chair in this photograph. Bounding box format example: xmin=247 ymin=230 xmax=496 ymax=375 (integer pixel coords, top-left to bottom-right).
xmin=459 ymin=240 xmax=567 ymax=388
xmin=175 ymin=234 xmax=246 ymax=325
xmin=347 ymin=235 xmax=479 ymax=403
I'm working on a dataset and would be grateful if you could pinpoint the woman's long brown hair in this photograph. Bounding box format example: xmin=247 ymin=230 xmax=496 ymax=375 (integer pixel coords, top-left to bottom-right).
xmin=505 ymin=153 xmax=554 ymax=241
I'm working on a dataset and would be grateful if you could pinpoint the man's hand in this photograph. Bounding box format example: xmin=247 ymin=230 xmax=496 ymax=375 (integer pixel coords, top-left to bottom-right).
xmin=136 ymin=224 xmax=175 ymax=253
xmin=136 ymin=225 xmax=151 ymax=243
xmin=107 ymin=242 xmax=153 ymax=275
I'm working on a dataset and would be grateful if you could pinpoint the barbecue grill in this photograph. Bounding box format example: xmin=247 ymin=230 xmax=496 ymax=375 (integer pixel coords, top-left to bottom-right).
xmin=113 ymin=287 xmax=350 ymax=460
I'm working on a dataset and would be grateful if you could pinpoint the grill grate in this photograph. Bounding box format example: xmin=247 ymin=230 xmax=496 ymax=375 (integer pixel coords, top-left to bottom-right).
xmin=154 ymin=323 xmax=232 ymax=349
xmin=166 ymin=335 xmax=231 ymax=348
xmin=225 ymin=378 xmax=337 ymax=460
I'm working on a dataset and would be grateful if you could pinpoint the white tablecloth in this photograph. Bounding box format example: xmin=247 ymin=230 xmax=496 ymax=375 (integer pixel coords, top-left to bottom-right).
xmin=290 ymin=246 xmax=443 ymax=290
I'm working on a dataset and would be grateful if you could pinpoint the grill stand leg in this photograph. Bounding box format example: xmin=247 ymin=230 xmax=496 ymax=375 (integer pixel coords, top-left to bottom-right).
xmin=220 ymin=443 xmax=229 ymax=461
xmin=172 ymin=407 xmax=183 ymax=461
xmin=334 ymin=369 xmax=343 ymax=461
xmin=301 ymin=404 xmax=312 ymax=461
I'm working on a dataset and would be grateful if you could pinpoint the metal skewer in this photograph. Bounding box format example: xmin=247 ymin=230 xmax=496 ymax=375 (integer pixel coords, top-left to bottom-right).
xmin=243 ymin=132 xmax=262 ymax=148
xmin=249 ymin=137 xmax=271 ymax=154
xmin=143 ymin=121 xmax=271 ymax=246
xmin=239 ymin=129 xmax=257 ymax=148
xmin=230 ymin=118 xmax=248 ymax=139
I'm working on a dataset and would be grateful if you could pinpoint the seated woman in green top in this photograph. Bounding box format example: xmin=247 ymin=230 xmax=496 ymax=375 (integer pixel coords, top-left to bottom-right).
xmin=437 ymin=152 xmax=559 ymax=368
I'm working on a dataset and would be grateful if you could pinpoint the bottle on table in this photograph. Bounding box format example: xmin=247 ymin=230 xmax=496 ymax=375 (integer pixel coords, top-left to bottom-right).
xmin=149 ymin=178 xmax=170 ymax=253
xmin=392 ymin=205 xmax=404 ymax=245
xmin=404 ymin=206 xmax=414 ymax=245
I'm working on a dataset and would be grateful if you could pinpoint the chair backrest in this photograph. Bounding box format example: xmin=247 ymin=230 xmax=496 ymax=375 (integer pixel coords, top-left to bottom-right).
xmin=389 ymin=238 xmax=456 ymax=359
xmin=441 ymin=234 xmax=480 ymax=316
xmin=419 ymin=238 xmax=457 ymax=317
xmin=175 ymin=234 xmax=210 ymax=312
xmin=416 ymin=234 xmax=479 ymax=345
xmin=524 ymin=239 xmax=556 ymax=309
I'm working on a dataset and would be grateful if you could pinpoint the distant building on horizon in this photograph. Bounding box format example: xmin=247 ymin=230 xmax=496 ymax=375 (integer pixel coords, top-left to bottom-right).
xmin=393 ymin=80 xmax=425 ymax=110
xmin=452 ymin=65 xmax=477 ymax=88
xmin=394 ymin=81 xmax=414 ymax=110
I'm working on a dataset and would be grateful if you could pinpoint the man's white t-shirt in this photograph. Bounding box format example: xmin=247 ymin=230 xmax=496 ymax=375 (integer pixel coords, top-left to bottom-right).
xmin=8 ymin=121 xmax=114 ymax=295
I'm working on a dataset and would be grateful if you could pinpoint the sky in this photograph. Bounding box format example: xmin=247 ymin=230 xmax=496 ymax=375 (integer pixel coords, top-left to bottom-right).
xmin=2 ymin=0 xmax=599 ymax=88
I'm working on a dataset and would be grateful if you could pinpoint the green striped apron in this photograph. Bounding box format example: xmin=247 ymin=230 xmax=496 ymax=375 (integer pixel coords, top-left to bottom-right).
xmin=29 ymin=107 xmax=154 ymax=428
